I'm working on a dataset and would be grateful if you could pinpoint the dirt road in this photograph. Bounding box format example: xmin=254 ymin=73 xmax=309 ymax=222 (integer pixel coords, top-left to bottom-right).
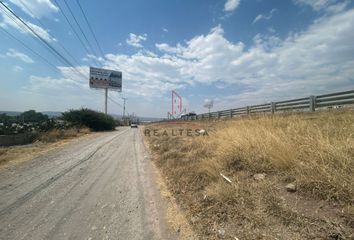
xmin=0 ymin=128 xmax=174 ymax=240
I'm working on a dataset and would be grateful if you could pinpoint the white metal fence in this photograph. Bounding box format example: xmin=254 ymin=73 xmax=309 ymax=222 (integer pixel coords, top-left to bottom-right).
xmin=181 ymin=89 xmax=354 ymax=121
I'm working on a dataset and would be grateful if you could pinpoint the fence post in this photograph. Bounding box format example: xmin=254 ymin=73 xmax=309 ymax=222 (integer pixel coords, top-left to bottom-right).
xmin=217 ymin=111 xmax=221 ymax=118
xmin=309 ymin=95 xmax=316 ymax=112
xmin=271 ymin=102 xmax=276 ymax=114
xmin=230 ymin=109 xmax=233 ymax=118
xmin=246 ymin=106 xmax=250 ymax=115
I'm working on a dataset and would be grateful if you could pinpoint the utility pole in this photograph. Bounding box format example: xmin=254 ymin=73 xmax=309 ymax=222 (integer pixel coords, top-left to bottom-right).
xmin=122 ymin=97 xmax=127 ymax=118
xmin=104 ymin=88 xmax=108 ymax=115
xmin=204 ymin=100 xmax=214 ymax=115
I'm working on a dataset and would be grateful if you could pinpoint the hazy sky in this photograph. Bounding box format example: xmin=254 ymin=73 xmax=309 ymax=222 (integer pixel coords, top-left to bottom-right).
xmin=0 ymin=0 xmax=354 ymax=117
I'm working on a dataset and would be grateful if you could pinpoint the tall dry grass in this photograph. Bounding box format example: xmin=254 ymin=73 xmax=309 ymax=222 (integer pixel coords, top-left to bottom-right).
xmin=202 ymin=111 xmax=354 ymax=203
xmin=146 ymin=110 xmax=354 ymax=239
xmin=38 ymin=127 xmax=90 ymax=143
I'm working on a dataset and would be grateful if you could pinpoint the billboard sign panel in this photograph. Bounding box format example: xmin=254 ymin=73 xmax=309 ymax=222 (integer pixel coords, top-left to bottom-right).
xmin=89 ymin=67 xmax=122 ymax=91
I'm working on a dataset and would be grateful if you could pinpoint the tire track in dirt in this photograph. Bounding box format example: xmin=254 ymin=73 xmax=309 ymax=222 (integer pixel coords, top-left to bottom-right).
xmin=0 ymin=128 xmax=129 ymax=217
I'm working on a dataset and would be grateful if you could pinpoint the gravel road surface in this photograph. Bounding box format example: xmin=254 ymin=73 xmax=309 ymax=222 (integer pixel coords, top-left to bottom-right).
xmin=0 ymin=128 xmax=174 ymax=240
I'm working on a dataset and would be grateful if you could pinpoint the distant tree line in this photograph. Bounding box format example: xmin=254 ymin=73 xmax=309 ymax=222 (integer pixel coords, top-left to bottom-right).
xmin=1 ymin=109 xmax=116 ymax=135
xmin=0 ymin=110 xmax=48 ymax=124
xmin=0 ymin=110 xmax=54 ymax=135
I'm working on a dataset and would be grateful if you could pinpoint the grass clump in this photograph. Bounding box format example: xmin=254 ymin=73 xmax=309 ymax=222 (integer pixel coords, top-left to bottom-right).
xmin=209 ymin=111 xmax=354 ymax=203
xmin=146 ymin=110 xmax=354 ymax=239
xmin=38 ymin=127 xmax=90 ymax=143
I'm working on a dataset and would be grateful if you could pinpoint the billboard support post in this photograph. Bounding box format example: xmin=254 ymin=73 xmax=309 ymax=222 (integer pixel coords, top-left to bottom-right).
xmin=105 ymin=88 xmax=108 ymax=115
xmin=89 ymin=67 xmax=122 ymax=114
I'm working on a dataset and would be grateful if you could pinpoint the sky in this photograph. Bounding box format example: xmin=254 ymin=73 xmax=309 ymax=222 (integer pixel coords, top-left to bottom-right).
xmin=0 ymin=0 xmax=353 ymax=118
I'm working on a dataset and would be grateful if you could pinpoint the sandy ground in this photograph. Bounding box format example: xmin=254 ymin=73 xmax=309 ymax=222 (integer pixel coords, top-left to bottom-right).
xmin=0 ymin=127 xmax=180 ymax=240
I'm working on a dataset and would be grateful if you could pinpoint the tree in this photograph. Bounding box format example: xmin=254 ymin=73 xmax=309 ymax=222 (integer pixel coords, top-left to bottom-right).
xmin=20 ymin=110 xmax=48 ymax=123
xmin=0 ymin=113 xmax=11 ymax=124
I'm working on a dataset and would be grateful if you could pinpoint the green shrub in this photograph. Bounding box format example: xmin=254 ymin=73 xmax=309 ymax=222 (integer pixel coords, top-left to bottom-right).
xmin=62 ymin=108 xmax=115 ymax=131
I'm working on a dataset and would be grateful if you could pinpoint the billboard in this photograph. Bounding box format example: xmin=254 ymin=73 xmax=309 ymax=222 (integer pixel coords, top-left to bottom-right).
xmin=89 ymin=67 xmax=122 ymax=91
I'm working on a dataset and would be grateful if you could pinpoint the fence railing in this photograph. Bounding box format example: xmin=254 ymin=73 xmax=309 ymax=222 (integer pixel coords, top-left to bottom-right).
xmin=180 ymin=89 xmax=354 ymax=121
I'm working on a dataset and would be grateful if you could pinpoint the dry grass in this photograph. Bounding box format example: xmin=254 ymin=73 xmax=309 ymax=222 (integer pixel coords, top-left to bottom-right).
xmin=38 ymin=127 xmax=90 ymax=143
xmin=205 ymin=111 xmax=354 ymax=203
xmin=146 ymin=110 xmax=354 ymax=239
xmin=0 ymin=128 xmax=91 ymax=168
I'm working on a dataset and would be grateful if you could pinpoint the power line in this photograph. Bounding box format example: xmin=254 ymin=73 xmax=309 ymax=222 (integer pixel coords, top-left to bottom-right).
xmin=1 ymin=1 xmax=114 ymax=114
xmin=52 ymin=0 xmax=100 ymax=67
xmin=75 ymin=0 xmax=105 ymax=58
xmin=91 ymin=90 xmax=129 ymax=116
xmin=0 ymin=3 xmax=57 ymax=59
xmin=0 ymin=1 xmax=88 ymax=80
xmin=17 ymin=0 xmax=82 ymax=67
xmin=107 ymin=95 xmax=123 ymax=108
xmin=62 ymin=0 xmax=101 ymax=66
xmin=108 ymin=95 xmax=130 ymax=116
xmin=0 ymin=4 xmax=62 ymax=72
xmin=0 ymin=26 xmax=59 ymax=73
xmin=0 ymin=3 xmax=118 ymax=115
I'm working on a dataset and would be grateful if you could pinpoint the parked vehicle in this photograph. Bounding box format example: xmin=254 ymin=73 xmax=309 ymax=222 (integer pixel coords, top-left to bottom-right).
xmin=180 ymin=112 xmax=197 ymax=120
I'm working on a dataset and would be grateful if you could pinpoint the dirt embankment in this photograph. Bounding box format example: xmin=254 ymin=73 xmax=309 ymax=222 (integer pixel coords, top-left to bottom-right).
xmin=145 ymin=110 xmax=354 ymax=239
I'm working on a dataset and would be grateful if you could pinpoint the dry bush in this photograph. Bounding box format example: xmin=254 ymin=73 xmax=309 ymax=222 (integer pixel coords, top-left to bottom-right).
xmin=0 ymin=149 xmax=7 ymax=156
xmin=39 ymin=127 xmax=90 ymax=143
xmin=206 ymin=111 xmax=354 ymax=203
xmin=78 ymin=127 xmax=91 ymax=134
xmin=0 ymin=149 xmax=8 ymax=164
xmin=146 ymin=110 xmax=354 ymax=239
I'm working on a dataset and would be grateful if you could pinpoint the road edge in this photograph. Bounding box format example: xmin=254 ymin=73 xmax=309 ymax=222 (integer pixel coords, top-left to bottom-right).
xmin=139 ymin=127 xmax=197 ymax=240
